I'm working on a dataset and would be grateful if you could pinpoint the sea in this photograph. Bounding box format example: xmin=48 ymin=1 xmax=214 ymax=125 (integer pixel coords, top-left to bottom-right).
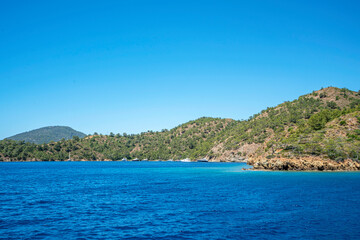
xmin=1 ymin=161 xmax=360 ymax=239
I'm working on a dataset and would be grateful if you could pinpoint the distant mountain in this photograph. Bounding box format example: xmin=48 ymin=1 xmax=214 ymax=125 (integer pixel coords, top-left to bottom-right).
xmin=6 ymin=126 xmax=86 ymax=144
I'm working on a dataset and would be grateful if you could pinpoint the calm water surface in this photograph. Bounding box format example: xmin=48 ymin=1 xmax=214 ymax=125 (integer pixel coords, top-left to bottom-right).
xmin=1 ymin=162 xmax=360 ymax=239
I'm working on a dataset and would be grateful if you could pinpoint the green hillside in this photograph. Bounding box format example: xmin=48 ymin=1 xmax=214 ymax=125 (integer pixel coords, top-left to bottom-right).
xmin=6 ymin=126 xmax=86 ymax=144
xmin=0 ymin=87 xmax=359 ymax=165
xmin=216 ymin=87 xmax=360 ymax=162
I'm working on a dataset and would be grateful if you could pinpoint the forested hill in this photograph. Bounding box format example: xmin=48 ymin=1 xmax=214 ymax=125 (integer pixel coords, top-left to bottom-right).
xmin=6 ymin=126 xmax=86 ymax=144
xmin=1 ymin=87 xmax=359 ymax=165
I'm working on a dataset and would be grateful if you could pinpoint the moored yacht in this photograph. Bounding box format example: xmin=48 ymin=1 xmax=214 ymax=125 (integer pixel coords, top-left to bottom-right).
xmin=197 ymin=158 xmax=209 ymax=162
xmin=180 ymin=158 xmax=191 ymax=162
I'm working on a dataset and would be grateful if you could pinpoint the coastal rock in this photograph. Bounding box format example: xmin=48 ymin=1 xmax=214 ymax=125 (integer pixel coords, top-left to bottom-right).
xmin=248 ymin=157 xmax=360 ymax=171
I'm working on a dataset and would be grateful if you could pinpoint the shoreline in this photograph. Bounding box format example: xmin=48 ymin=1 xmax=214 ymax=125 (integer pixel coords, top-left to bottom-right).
xmin=2 ymin=160 xmax=360 ymax=172
xmin=0 ymin=160 xmax=245 ymax=163
xmin=244 ymin=168 xmax=360 ymax=173
xmin=247 ymin=157 xmax=360 ymax=172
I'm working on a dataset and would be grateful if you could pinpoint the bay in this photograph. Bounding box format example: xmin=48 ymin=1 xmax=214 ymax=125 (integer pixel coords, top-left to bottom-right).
xmin=1 ymin=162 xmax=360 ymax=239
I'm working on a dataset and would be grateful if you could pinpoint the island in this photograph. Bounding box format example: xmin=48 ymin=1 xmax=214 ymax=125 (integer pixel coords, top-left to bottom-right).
xmin=1 ymin=87 xmax=359 ymax=171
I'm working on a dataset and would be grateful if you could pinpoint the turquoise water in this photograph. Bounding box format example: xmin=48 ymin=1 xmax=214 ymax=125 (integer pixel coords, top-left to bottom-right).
xmin=1 ymin=162 xmax=360 ymax=239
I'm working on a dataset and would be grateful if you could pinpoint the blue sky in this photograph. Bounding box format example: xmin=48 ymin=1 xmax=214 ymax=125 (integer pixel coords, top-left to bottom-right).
xmin=1 ymin=0 xmax=359 ymax=139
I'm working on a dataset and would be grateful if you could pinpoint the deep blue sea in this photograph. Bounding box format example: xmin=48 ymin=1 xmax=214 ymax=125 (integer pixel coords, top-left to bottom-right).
xmin=1 ymin=162 xmax=360 ymax=239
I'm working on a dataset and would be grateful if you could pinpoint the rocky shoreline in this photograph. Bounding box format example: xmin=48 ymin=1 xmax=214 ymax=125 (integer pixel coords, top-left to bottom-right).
xmin=247 ymin=157 xmax=360 ymax=171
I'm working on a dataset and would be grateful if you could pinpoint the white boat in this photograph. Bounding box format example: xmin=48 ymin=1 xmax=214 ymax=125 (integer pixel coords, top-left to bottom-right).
xmin=121 ymin=158 xmax=127 ymax=161
xmin=197 ymin=158 xmax=208 ymax=162
xmin=142 ymin=158 xmax=148 ymax=161
xmin=167 ymin=159 xmax=174 ymax=162
xmin=132 ymin=158 xmax=140 ymax=161
xmin=180 ymin=158 xmax=191 ymax=162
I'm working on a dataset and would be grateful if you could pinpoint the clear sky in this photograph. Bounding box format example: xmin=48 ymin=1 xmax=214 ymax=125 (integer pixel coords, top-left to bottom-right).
xmin=1 ymin=0 xmax=359 ymax=139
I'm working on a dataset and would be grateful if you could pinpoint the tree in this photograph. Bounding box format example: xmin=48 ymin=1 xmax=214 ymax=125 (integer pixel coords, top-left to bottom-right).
xmin=327 ymin=101 xmax=337 ymax=109
xmin=308 ymin=110 xmax=335 ymax=130
xmin=54 ymin=142 xmax=61 ymax=151
xmin=73 ymin=136 xmax=80 ymax=142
